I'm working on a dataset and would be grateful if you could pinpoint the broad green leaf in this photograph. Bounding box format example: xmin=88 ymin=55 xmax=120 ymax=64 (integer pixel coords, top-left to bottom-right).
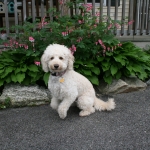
xmin=1 ymin=51 xmax=10 ymax=58
xmin=5 ymin=67 xmax=14 ymax=74
xmin=16 ymin=73 xmax=25 ymax=83
xmin=74 ymin=64 xmax=79 ymax=68
xmin=82 ymin=69 xmax=92 ymax=76
xmin=114 ymin=55 xmax=126 ymax=66
xmin=77 ymin=43 xmax=85 ymax=49
xmin=92 ymin=67 xmax=100 ymax=75
xmin=132 ymin=64 xmax=142 ymax=73
xmin=75 ymin=60 xmax=83 ymax=65
xmin=126 ymin=65 xmax=133 ymax=72
xmin=27 ymin=64 xmax=39 ymax=72
xmin=15 ymin=68 xmax=21 ymax=74
xmin=85 ymin=63 xmax=94 ymax=68
xmin=103 ymin=75 xmax=113 ymax=84
xmin=30 ymin=73 xmax=42 ymax=83
xmin=11 ymin=74 xmax=17 ymax=82
xmin=97 ymin=56 xmax=104 ymax=62
xmin=137 ymin=71 xmax=147 ymax=80
xmin=0 ymin=64 xmax=4 ymax=69
xmin=110 ymin=65 xmax=118 ymax=76
xmin=21 ymin=66 xmax=27 ymax=72
xmin=28 ymin=71 xmax=37 ymax=78
xmin=101 ymin=62 xmax=110 ymax=71
xmin=0 ymin=69 xmax=4 ymax=74
xmin=105 ymin=70 xmax=111 ymax=77
xmin=88 ymin=76 xmax=99 ymax=85
xmin=106 ymin=52 xmax=113 ymax=56
xmin=0 ymin=59 xmax=14 ymax=63
xmin=43 ymin=72 xmax=50 ymax=86
xmin=21 ymin=77 xmax=30 ymax=85
xmin=115 ymin=71 xmax=122 ymax=79
xmin=0 ymin=68 xmax=13 ymax=78
xmin=6 ymin=76 xmax=11 ymax=83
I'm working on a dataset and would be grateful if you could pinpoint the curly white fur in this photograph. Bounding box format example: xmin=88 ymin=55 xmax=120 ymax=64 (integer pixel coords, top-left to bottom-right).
xmin=41 ymin=44 xmax=115 ymax=119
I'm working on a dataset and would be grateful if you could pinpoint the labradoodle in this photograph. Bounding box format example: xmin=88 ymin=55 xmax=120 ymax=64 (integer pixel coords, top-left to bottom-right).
xmin=41 ymin=44 xmax=115 ymax=119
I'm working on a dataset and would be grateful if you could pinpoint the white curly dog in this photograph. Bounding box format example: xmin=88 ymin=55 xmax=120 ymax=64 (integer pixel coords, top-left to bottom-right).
xmin=41 ymin=44 xmax=115 ymax=119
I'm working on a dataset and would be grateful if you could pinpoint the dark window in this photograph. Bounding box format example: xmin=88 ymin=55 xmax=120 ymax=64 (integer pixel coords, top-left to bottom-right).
xmin=106 ymin=0 xmax=120 ymax=6
xmin=87 ymin=0 xmax=101 ymax=3
xmin=87 ymin=0 xmax=120 ymax=6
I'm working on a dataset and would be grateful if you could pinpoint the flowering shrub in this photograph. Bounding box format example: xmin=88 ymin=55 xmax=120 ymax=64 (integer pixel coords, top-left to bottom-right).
xmin=0 ymin=0 xmax=150 ymax=86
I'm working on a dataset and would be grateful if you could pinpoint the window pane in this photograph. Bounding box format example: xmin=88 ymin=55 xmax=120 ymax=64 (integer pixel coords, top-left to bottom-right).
xmin=87 ymin=0 xmax=100 ymax=3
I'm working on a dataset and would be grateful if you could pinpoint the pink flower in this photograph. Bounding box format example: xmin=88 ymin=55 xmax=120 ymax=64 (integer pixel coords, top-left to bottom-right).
xmin=62 ymin=32 xmax=68 ymax=36
xmin=68 ymin=29 xmax=73 ymax=33
xmin=69 ymin=45 xmax=76 ymax=55
xmin=95 ymin=12 xmax=100 ymax=17
xmin=72 ymin=45 xmax=76 ymax=51
xmin=128 ymin=20 xmax=134 ymax=25
xmin=24 ymin=44 xmax=28 ymax=50
xmin=95 ymin=42 xmax=98 ymax=45
xmin=76 ymin=37 xmax=82 ymax=42
xmin=95 ymin=19 xmax=99 ymax=23
xmin=34 ymin=61 xmax=41 ymax=66
xmin=118 ymin=43 xmax=122 ymax=47
xmin=38 ymin=16 xmax=48 ymax=29
xmin=115 ymin=23 xmax=120 ymax=28
xmin=19 ymin=44 xmax=23 ymax=47
xmin=98 ymin=39 xmax=103 ymax=45
xmin=78 ymin=20 xmax=82 ymax=24
xmin=3 ymin=43 xmax=8 ymax=47
xmin=107 ymin=47 xmax=110 ymax=51
xmin=29 ymin=36 xmax=35 ymax=42
xmin=82 ymin=4 xmax=92 ymax=12
xmin=102 ymin=45 xmax=106 ymax=50
xmin=108 ymin=24 xmax=113 ymax=30
xmin=59 ymin=0 xmax=64 ymax=5
xmin=97 ymin=39 xmax=106 ymax=50
xmin=94 ymin=24 xmax=97 ymax=28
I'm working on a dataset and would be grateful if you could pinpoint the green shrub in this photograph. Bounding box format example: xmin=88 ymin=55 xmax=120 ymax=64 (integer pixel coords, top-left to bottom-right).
xmin=0 ymin=0 xmax=150 ymax=86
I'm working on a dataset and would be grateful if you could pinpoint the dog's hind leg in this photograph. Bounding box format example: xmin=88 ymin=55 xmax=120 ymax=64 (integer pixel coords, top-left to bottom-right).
xmin=77 ymin=96 xmax=95 ymax=117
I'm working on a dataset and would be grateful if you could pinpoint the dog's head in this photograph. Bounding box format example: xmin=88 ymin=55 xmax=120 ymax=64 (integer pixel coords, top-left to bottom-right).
xmin=41 ymin=44 xmax=74 ymax=73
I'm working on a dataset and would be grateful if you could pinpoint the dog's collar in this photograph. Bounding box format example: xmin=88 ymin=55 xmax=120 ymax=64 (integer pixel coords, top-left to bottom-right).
xmin=50 ymin=70 xmax=66 ymax=77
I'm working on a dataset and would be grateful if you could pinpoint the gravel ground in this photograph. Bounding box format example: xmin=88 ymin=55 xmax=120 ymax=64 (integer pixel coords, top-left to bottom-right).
xmin=0 ymin=86 xmax=150 ymax=150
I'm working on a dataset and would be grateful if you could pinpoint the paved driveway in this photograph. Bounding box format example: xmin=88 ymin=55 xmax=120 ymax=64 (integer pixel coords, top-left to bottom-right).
xmin=0 ymin=87 xmax=150 ymax=150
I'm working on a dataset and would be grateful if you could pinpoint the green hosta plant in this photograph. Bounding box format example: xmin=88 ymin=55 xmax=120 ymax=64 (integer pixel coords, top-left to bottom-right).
xmin=97 ymin=42 xmax=150 ymax=84
xmin=0 ymin=49 xmax=44 ymax=86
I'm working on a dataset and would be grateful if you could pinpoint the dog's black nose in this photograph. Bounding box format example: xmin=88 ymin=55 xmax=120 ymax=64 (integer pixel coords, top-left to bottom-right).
xmin=54 ymin=64 xmax=59 ymax=69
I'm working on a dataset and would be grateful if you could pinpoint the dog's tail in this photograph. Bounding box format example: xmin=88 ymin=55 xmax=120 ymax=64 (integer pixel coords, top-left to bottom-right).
xmin=94 ymin=97 xmax=116 ymax=111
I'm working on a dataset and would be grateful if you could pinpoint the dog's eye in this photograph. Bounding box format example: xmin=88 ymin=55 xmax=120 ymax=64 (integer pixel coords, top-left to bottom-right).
xmin=50 ymin=57 xmax=54 ymax=60
xmin=59 ymin=57 xmax=63 ymax=60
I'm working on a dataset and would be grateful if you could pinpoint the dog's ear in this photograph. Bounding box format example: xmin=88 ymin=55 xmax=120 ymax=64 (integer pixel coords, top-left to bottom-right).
xmin=68 ymin=52 xmax=74 ymax=70
xmin=41 ymin=52 xmax=49 ymax=72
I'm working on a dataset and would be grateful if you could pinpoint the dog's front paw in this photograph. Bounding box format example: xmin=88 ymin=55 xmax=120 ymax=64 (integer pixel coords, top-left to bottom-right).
xmin=58 ymin=107 xmax=67 ymax=119
xmin=50 ymin=103 xmax=58 ymax=110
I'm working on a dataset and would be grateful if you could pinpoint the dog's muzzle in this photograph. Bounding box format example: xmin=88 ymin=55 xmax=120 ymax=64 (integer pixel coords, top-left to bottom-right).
xmin=54 ymin=64 xmax=59 ymax=69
